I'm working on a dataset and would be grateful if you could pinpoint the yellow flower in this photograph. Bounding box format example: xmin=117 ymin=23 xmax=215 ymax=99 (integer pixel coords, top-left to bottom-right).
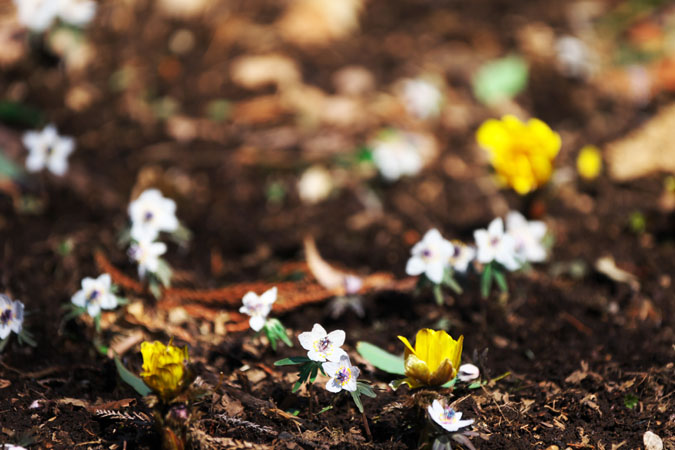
xmin=476 ymin=115 xmax=561 ymax=195
xmin=140 ymin=340 xmax=190 ymax=400
xmin=576 ymin=145 xmax=602 ymax=180
xmin=395 ymin=329 xmax=463 ymax=389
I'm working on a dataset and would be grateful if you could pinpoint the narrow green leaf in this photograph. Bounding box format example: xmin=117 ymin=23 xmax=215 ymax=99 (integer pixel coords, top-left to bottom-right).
xmin=494 ymin=269 xmax=508 ymax=293
xmin=444 ymin=274 xmax=463 ymax=295
xmin=481 ymin=263 xmax=493 ymax=298
xmin=274 ymin=356 xmax=312 ymax=366
xmin=356 ymin=341 xmax=405 ymax=375
xmin=473 ymin=55 xmax=529 ymax=105
xmin=356 ymin=382 xmax=376 ymax=398
xmin=350 ymin=390 xmax=364 ymax=413
xmin=114 ymin=356 xmax=152 ymax=397
xmin=318 ymin=406 xmax=333 ymax=414
xmin=433 ymin=284 xmax=444 ymax=306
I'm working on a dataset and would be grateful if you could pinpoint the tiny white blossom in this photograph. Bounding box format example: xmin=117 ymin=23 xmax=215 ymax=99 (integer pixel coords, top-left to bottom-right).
xmin=298 ymin=323 xmax=348 ymax=362
xmin=372 ymin=132 xmax=423 ymax=181
xmin=448 ymin=241 xmax=476 ymax=273
xmin=0 ymin=294 xmax=24 ymax=340
xmin=505 ymin=211 xmax=548 ymax=264
xmin=322 ymin=355 xmax=359 ymax=393
xmin=128 ymin=237 xmax=167 ymax=278
xmin=406 ymin=229 xmax=454 ymax=284
xmin=401 ymin=78 xmax=443 ymax=120
xmin=128 ymin=189 xmax=179 ymax=242
xmin=12 ymin=0 xmax=59 ymax=32
xmin=556 ymin=36 xmax=593 ymax=79
xmin=239 ymin=287 xmax=277 ymax=332
xmin=22 ymin=124 xmax=74 ymax=176
xmin=71 ymin=273 xmax=118 ymax=318
xmin=474 ymin=218 xmax=520 ymax=271
xmin=298 ymin=166 xmax=333 ymax=204
xmin=2 ymin=445 xmax=28 ymax=450
xmin=428 ymin=400 xmax=474 ymax=433
xmin=56 ymin=0 xmax=97 ymax=27
xmin=457 ymin=364 xmax=480 ymax=382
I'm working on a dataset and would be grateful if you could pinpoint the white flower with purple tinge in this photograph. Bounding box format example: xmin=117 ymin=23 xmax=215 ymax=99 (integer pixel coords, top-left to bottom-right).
xmin=128 ymin=237 xmax=167 ymax=278
xmin=0 ymin=294 xmax=24 ymax=340
xmin=322 ymin=355 xmax=359 ymax=393
xmin=448 ymin=241 xmax=476 ymax=273
xmin=428 ymin=400 xmax=474 ymax=433
xmin=239 ymin=287 xmax=277 ymax=332
xmin=505 ymin=211 xmax=547 ymax=264
xmin=474 ymin=217 xmax=520 ymax=271
xmin=12 ymin=0 xmax=59 ymax=32
xmin=71 ymin=273 xmax=118 ymax=318
xmin=298 ymin=323 xmax=347 ymax=362
xmin=457 ymin=364 xmax=480 ymax=382
xmin=128 ymin=189 xmax=179 ymax=242
xmin=401 ymin=78 xmax=443 ymax=120
xmin=406 ymin=229 xmax=454 ymax=284
xmin=22 ymin=124 xmax=74 ymax=176
xmin=57 ymin=0 xmax=97 ymax=27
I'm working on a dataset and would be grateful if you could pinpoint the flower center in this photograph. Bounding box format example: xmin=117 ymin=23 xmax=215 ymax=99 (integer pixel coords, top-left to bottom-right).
xmin=441 ymin=407 xmax=458 ymax=424
xmin=0 ymin=309 xmax=11 ymax=325
xmin=422 ymin=248 xmax=433 ymax=260
xmin=336 ymin=367 xmax=351 ymax=385
xmin=490 ymin=236 xmax=500 ymax=247
xmin=143 ymin=210 xmax=154 ymax=222
xmin=46 ymin=145 xmax=54 ymax=156
xmin=316 ymin=337 xmax=331 ymax=352
xmin=86 ymin=289 xmax=100 ymax=304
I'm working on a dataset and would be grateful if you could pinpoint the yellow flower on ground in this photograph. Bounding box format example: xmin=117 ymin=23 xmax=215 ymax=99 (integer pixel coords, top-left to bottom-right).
xmin=476 ymin=115 xmax=561 ymax=195
xmin=140 ymin=340 xmax=190 ymax=400
xmin=576 ymin=145 xmax=602 ymax=180
xmin=394 ymin=328 xmax=463 ymax=389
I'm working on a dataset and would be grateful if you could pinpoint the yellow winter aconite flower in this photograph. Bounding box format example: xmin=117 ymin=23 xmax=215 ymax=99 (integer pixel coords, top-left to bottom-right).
xmin=576 ymin=145 xmax=602 ymax=180
xmin=394 ymin=329 xmax=463 ymax=389
xmin=476 ymin=115 xmax=561 ymax=195
xmin=140 ymin=340 xmax=190 ymax=400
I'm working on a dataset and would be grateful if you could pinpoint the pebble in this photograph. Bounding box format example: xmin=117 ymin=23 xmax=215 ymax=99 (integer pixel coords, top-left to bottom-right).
xmin=644 ymin=431 xmax=663 ymax=450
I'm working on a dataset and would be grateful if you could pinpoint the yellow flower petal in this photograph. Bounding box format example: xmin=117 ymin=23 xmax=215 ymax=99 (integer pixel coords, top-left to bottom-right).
xmin=577 ymin=145 xmax=602 ymax=180
xmin=397 ymin=335 xmax=417 ymax=357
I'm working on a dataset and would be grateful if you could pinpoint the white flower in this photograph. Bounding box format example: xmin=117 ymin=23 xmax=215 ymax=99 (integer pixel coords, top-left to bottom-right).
xmin=406 ymin=229 xmax=454 ymax=284
xmin=474 ymin=218 xmax=520 ymax=271
xmin=457 ymin=364 xmax=480 ymax=382
xmin=71 ymin=274 xmax=118 ymax=318
xmin=239 ymin=287 xmax=277 ymax=332
xmin=22 ymin=124 xmax=74 ymax=176
xmin=505 ymin=211 xmax=548 ymax=264
xmin=128 ymin=189 xmax=179 ymax=242
xmin=0 ymin=294 xmax=24 ymax=340
xmin=401 ymin=78 xmax=443 ymax=120
xmin=12 ymin=0 xmax=59 ymax=32
xmin=322 ymin=355 xmax=359 ymax=393
xmin=128 ymin=237 xmax=167 ymax=278
xmin=297 ymin=166 xmax=333 ymax=204
xmin=298 ymin=323 xmax=348 ymax=362
xmin=448 ymin=241 xmax=476 ymax=273
xmin=2 ymin=445 xmax=28 ymax=450
xmin=56 ymin=0 xmax=96 ymax=27
xmin=427 ymin=400 xmax=474 ymax=433
xmin=372 ymin=132 xmax=423 ymax=181
xmin=555 ymin=36 xmax=592 ymax=79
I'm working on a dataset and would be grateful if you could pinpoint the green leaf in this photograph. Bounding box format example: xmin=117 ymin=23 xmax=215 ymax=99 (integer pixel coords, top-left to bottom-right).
xmin=441 ymin=378 xmax=457 ymax=388
xmin=481 ymin=263 xmax=494 ymax=298
xmin=155 ymin=259 xmax=172 ymax=287
xmin=350 ymin=390 xmax=364 ymax=413
xmin=473 ymin=55 xmax=529 ymax=105
xmin=0 ymin=101 xmax=43 ymax=127
xmin=18 ymin=329 xmax=36 ymax=347
xmin=0 ymin=151 xmax=24 ymax=181
xmin=356 ymin=341 xmax=405 ymax=375
xmin=443 ymin=274 xmax=463 ymax=295
xmin=432 ymin=284 xmax=444 ymax=306
xmin=356 ymin=381 xmax=376 ymax=398
xmin=318 ymin=405 xmax=333 ymax=414
xmin=493 ymin=269 xmax=508 ymax=293
xmin=624 ymin=394 xmax=639 ymax=409
xmin=274 ymin=356 xmax=312 ymax=366
xmin=0 ymin=336 xmax=9 ymax=353
xmin=114 ymin=356 xmax=152 ymax=397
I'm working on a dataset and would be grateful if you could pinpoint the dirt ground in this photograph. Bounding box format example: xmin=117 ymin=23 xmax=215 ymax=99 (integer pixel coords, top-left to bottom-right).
xmin=0 ymin=0 xmax=674 ymax=449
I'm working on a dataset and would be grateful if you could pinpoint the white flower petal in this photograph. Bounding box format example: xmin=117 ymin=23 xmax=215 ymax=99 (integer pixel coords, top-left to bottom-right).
xmin=298 ymin=331 xmax=315 ymax=350
xmin=426 ymin=262 xmax=445 ymax=284
xmin=406 ymin=256 xmax=426 ymax=276
xmin=249 ymin=315 xmax=265 ymax=332
xmin=260 ymin=287 xmax=277 ymax=305
xmin=327 ymin=329 xmax=345 ymax=348
xmin=325 ymin=378 xmax=342 ymax=393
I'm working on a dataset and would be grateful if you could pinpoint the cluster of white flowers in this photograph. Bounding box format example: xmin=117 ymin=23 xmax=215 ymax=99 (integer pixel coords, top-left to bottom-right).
xmin=406 ymin=212 xmax=548 ymax=284
xmin=0 ymin=294 xmax=24 ymax=341
xmin=13 ymin=0 xmax=96 ymax=33
xmin=127 ymin=189 xmax=179 ymax=279
xmin=299 ymin=323 xmax=359 ymax=393
xmin=405 ymin=229 xmax=475 ymax=284
xmin=474 ymin=211 xmax=547 ymax=270
xmin=71 ymin=274 xmax=119 ymax=318
xmin=239 ymin=287 xmax=278 ymax=332
xmin=400 ymin=78 xmax=443 ymax=120
xmin=22 ymin=125 xmax=74 ymax=176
